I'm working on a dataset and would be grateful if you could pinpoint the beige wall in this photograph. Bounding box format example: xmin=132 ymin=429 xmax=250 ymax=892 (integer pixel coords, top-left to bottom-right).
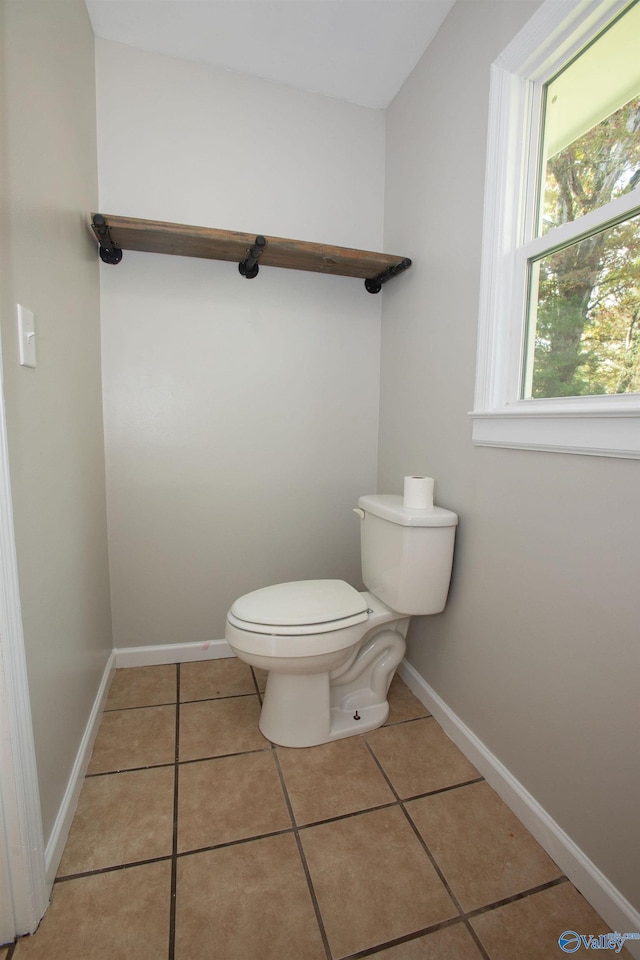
xmin=96 ymin=41 xmax=384 ymax=648
xmin=1 ymin=1 xmax=112 ymax=841
xmin=382 ymin=0 xmax=640 ymax=912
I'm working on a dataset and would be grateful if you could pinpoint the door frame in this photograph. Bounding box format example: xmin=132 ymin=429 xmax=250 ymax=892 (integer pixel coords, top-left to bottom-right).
xmin=0 ymin=333 xmax=48 ymax=944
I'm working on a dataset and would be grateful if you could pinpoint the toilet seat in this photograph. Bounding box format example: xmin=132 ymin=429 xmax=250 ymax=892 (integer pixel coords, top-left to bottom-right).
xmin=228 ymin=579 xmax=369 ymax=636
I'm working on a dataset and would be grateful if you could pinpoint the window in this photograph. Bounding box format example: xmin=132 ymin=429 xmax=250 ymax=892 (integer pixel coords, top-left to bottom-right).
xmin=471 ymin=0 xmax=640 ymax=458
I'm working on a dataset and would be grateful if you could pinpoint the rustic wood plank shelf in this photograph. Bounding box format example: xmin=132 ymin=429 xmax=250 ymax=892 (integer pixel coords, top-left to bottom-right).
xmin=90 ymin=214 xmax=411 ymax=294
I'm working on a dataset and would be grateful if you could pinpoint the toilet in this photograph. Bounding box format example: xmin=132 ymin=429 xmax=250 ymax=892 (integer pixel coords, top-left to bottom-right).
xmin=225 ymin=493 xmax=458 ymax=747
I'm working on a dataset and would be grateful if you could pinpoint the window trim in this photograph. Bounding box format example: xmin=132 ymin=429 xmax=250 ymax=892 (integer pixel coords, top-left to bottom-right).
xmin=471 ymin=0 xmax=640 ymax=458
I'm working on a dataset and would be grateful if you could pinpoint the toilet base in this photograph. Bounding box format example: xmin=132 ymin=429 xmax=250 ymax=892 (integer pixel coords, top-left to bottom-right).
xmin=256 ymin=628 xmax=405 ymax=747
xmin=329 ymin=700 xmax=389 ymax=740
xmin=258 ymin=670 xmax=330 ymax=747
xmin=258 ymin=669 xmax=391 ymax=747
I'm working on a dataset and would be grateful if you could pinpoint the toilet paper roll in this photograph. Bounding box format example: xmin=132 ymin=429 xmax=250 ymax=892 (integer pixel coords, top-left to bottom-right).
xmin=403 ymin=476 xmax=434 ymax=511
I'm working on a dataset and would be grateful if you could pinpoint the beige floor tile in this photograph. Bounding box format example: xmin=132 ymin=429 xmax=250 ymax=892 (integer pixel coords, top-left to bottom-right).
xmin=175 ymin=833 xmax=326 ymax=960
xmin=57 ymin=767 xmax=174 ymax=876
xmin=366 ymin=718 xmax=479 ymax=798
xmin=372 ymin=922 xmax=485 ymax=959
xmin=88 ymin=704 xmax=175 ymax=773
xmin=407 ymin=781 xmax=562 ymax=912
xmin=277 ymin=736 xmax=395 ymax=825
xmin=301 ymin=806 xmax=458 ymax=959
xmin=385 ymin=675 xmax=430 ymax=725
xmin=180 ymin=657 xmax=256 ymax=702
xmin=471 ymin=881 xmax=634 ymax=959
xmin=179 ymin=695 xmax=269 ymax=760
xmin=177 ymin=751 xmax=291 ymax=852
xmin=14 ymin=861 xmax=171 ymax=960
xmin=105 ymin=665 xmax=176 ymax=710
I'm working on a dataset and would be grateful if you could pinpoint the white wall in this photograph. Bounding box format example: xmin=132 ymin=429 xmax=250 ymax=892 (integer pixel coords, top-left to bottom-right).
xmin=96 ymin=41 xmax=385 ymax=648
xmin=382 ymin=0 xmax=640 ymax=915
xmin=1 ymin=0 xmax=112 ymax=842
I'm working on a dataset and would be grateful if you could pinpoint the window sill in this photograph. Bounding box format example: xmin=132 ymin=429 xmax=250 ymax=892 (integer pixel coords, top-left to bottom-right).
xmin=470 ymin=401 xmax=640 ymax=458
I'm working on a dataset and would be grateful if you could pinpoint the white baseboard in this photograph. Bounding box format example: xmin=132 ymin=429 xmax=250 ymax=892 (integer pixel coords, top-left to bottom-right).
xmin=44 ymin=651 xmax=116 ymax=887
xmin=113 ymin=639 xmax=233 ymax=668
xmin=398 ymin=659 xmax=640 ymax=959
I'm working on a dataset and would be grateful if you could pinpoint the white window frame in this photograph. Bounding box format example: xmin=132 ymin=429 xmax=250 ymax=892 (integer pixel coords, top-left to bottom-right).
xmin=471 ymin=0 xmax=640 ymax=459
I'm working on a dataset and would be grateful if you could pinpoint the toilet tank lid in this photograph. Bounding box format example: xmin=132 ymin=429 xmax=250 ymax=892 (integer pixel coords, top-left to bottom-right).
xmin=358 ymin=494 xmax=459 ymax=527
xmin=230 ymin=579 xmax=368 ymax=627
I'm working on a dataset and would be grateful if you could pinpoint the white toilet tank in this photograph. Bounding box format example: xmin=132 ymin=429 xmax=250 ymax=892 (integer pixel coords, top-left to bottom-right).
xmin=357 ymin=494 xmax=458 ymax=615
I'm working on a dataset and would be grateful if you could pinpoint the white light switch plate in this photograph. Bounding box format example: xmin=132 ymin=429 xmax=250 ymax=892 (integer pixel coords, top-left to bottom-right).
xmin=17 ymin=304 xmax=36 ymax=368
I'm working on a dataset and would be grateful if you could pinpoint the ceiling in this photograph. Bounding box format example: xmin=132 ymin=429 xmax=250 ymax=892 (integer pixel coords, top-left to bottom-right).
xmin=84 ymin=0 xmax=456 ymax=109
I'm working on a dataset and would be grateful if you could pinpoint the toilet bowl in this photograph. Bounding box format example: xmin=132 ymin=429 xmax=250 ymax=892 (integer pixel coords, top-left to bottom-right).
xmin=225 ymin=493 xmax=458 ymax=748
xmin=226 ymin=580 xmax=408 ymax=746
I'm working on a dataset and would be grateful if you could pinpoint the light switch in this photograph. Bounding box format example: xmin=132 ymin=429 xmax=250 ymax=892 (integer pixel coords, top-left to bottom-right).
xmin=17 ymin=305 xmax=36 ymax=368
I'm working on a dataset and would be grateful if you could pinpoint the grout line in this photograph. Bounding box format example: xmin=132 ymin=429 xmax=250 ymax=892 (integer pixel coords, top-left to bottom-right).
xmin=296 ymin=800 xmax=400 ymax=832
xmin=400 ymin=776 xmax=485 ymax=802
xmin=361 ymin=736 xmax=492 ymax=960
xmin=250 ymin=666 xmax=264 ymax=705
xmin=400 ymin=805 xmax=491 ymax=960
xmin=449 ymin=909 xmax=493 ymax=960
xmin=168 ymin=662 xmax=180 ymax=960
xmin=104 ymin=689 xmax=259 ymax=713
xmin=175 ymin=827 xmax=295 ymax=859
xmin=271 ymin=750 xmax=333 ymax=960
xmin=54 ymin=854 xmax=174 ymax=883
xmin=338 ymin=916 xmax=466 ymax=959
xmin=178 ymin=745 xmax=272 ymax=766
xmin=103 ymin=700 xmax=177 ymax=713
xmin=179 ymin=691 xmax=258 ymax=706
xmin=464 ymin=875 xmax=570 ymax=919
xmin=86 ymin=761 xmax=176 ymax=778
xmin=382 ymin=712 xmax=432 ymax=727
xmin=358 ymin=734 xmax=407 ymax=804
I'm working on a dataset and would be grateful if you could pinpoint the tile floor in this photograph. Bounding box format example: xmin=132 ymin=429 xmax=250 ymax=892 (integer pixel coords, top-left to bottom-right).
xmin=5 ymin=659 xmax=630 ymax=960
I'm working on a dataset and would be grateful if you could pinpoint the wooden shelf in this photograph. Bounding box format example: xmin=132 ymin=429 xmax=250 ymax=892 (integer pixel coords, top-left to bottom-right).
xmin=90 ymin=214 xmax=411 ymax=293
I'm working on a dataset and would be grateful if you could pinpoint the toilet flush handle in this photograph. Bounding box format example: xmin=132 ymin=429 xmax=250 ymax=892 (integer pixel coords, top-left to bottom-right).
xmin=353 ymin=508 xmax=365 ymax=519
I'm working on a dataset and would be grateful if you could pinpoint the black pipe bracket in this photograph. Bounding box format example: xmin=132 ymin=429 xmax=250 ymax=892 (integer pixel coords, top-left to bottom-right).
xmin=92 ymin=214 xmax=123 ymax=265
xmin=239 ymin=235 xmax=266 ymax=279
xmin=364 ymin=257 xmax=412 ymax=294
